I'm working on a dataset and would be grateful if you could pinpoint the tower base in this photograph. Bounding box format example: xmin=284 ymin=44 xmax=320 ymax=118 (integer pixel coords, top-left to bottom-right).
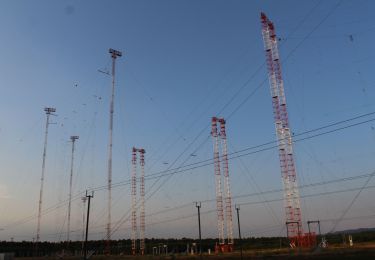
xmin=289 ymin=233 xmax=317 ymax=248
xmin=215 ymin=243 xmax=234 ymax=253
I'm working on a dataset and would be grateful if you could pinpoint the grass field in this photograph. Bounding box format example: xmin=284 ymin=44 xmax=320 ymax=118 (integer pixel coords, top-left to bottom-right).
xmin=14 ymin=242 xmax=375 ymax=259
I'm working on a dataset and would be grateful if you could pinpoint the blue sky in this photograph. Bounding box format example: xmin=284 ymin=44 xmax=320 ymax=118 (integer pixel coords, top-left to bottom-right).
xmin=1 ymin=0 xmax=375 ymax=242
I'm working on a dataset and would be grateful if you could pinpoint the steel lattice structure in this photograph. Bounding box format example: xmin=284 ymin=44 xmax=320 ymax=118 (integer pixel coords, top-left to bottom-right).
xmin=67 ymin=135 xmax=79 ymax=242
xmin=36 ymin=107 xmax=56 ymax=245
xmin=261 ymin=12 xmax=316 ymax=247
xmin=106 ymin=48 xmax=122 ymax=254
xmin=211 ymin=117 xmax=234 ymax=252
xmin=131 ymin=147 xmax=146 ymax=255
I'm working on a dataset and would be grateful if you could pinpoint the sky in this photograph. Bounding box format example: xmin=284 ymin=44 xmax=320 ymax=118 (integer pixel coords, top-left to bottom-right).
xmin=0 ymin=0 xmax=375 ymax=243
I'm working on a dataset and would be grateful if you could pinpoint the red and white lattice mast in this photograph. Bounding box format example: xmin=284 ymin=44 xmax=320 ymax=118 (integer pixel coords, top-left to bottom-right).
xmin=131 ymin=148 xmax=137 ymax=255
xmin=139 ymin=149 xmax=146 ymax=255
xmin=131 ymin=147 xmax=146 ymax=255
xmin=260 ymin=13 xmax=314 ymax=247
xmin=211 ymin=117 xmax=234 ymax=252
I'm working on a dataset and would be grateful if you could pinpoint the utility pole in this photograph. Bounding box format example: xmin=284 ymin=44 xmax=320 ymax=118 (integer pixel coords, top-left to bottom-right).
xmin=106 ymin=48 xmax=122 ymax=254
xmin=83 ymin=190 xmax=94 ymax=260
xmin=36 ymin=107 xmax=56 ymax=248
xmin=67 ymin=135 xmax=79 ymax=243
xmin=81 ymin=196 xmax=87 ymax=256
xmin=235 ymin=205 xmax=243 ymax=260
xmin=195 ymin=202 xmax=202 ymax=258
xmin=307 ymin=220 xmax=321 ymax=247
xmin=307 ymin=220 xmax=321 ymax=237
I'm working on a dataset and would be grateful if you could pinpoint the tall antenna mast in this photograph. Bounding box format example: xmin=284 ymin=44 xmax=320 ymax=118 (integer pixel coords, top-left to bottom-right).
xmin=67 ymin=135 xmax=79 ymax=242
xmin=139 ymin=149 xmax=146 ymax=256
xmin=106 ymin=48 xmax=122 ymax=253
xmin=219 ymin=119 xmax=234 ymax=250
xmin=131 ymin=148 xmax=137 ymax=256
xmin=211 ymin=117 xmax=233 ymax=252
xmin=36 ymin=107 xmax=56 ymax=244
xmin=211 ymin=117 xmax=225 ymax=250
xmin=131 ymin=147 xmax=146 ymax=255
xmin=261 ymin=13 xmax=310 ymax=247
